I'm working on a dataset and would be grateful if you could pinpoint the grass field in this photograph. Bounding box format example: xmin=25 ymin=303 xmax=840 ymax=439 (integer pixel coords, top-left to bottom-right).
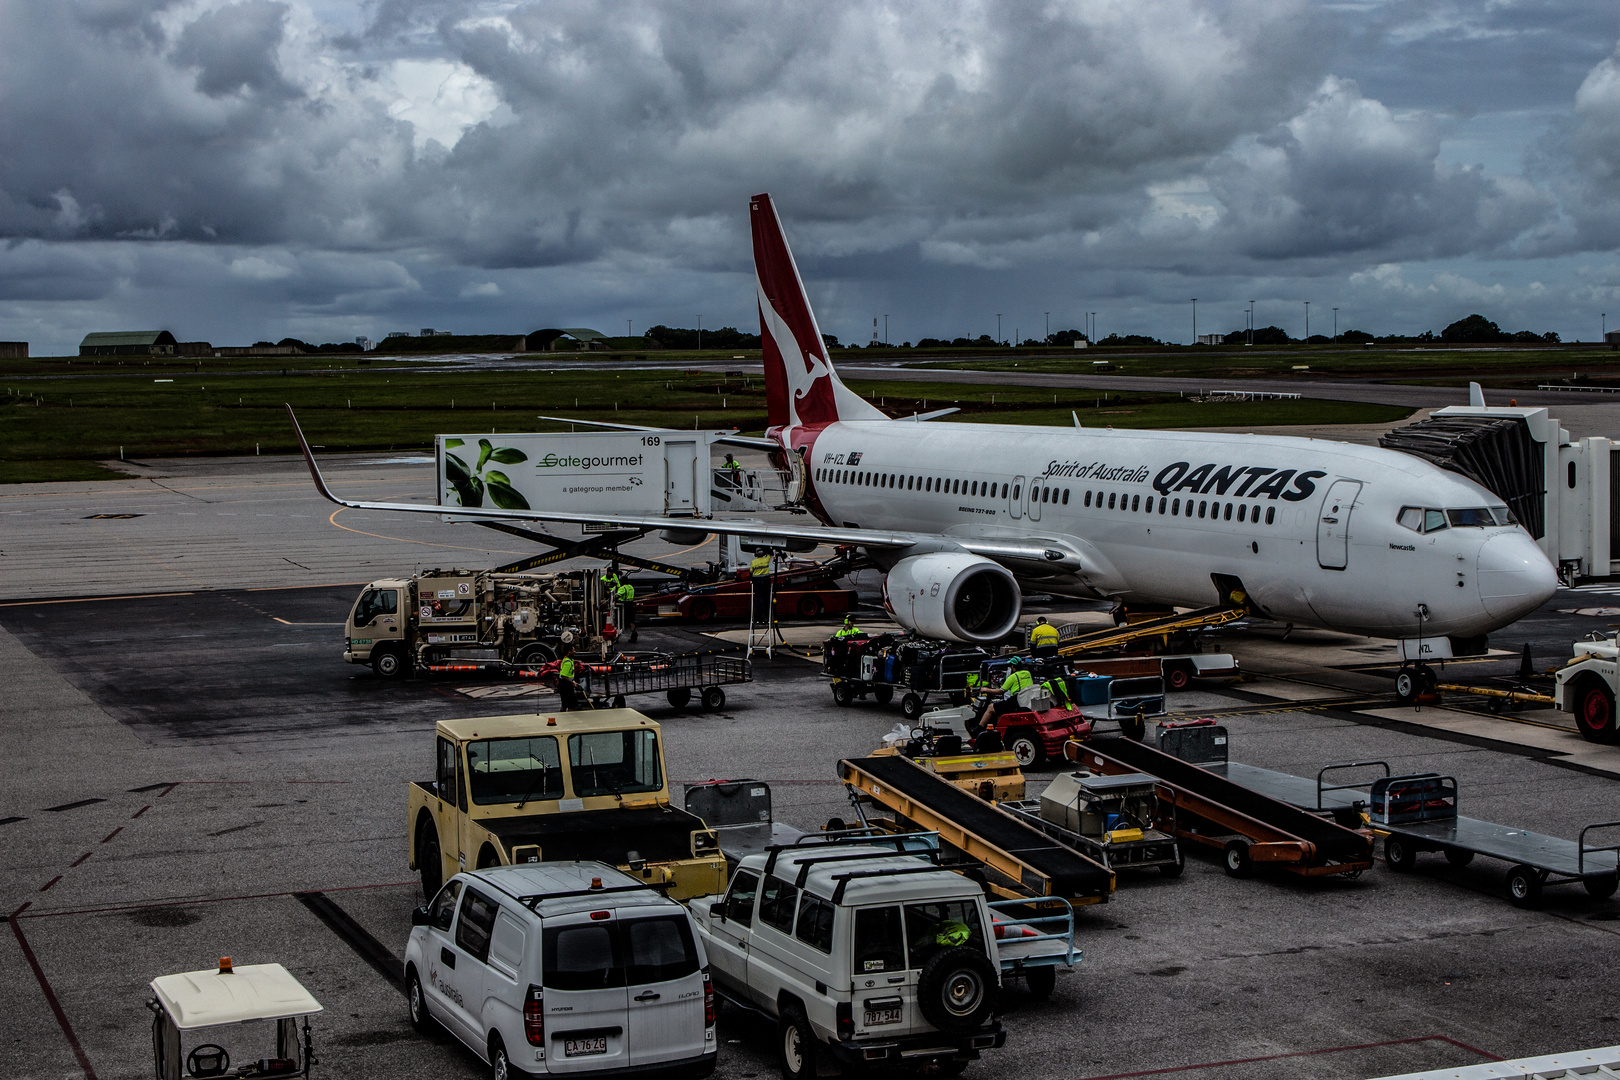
xmin=901 ymin=345 xmax=1620 ymax=386
xmin=0 ymin=367 xmax=1413 ymax=484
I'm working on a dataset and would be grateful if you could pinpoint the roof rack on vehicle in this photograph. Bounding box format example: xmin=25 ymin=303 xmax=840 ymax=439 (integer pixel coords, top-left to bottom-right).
xmin=517 ymin=881 xmax=667 ymax=909
xmin=762 ymin=831 xmax=939 ymax=876
xmin=786 ymin=848 xmax=942 ymax=889
xmin=830 ymin=864 xmax=956 ymax=905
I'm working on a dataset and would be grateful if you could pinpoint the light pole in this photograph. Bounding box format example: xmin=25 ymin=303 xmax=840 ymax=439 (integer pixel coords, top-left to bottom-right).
xmin=1191 ymin=299 xmax=1198 ymax=344
xmin=1045 ymin=312 xmax=1050 ymax=342
xmin=996 ymin=314 xmax=1002 ymax=344
xmin=1248 ymin=301 xmax=1255 ymax=346
xmin=883 ymin=314 xmax=889 ymax=346
xmin=627 ymin=319 xmax=633 ymax=337
xmin=1332 ymin=308 xmax=1338 ymax=342
xmin=1091 ymin=312 xmax=1097 ymax=343
xmin=698 ymin=315 xmax=702 ymax=350
xmin=1304 ymin=301 xmax=1310 ymax=342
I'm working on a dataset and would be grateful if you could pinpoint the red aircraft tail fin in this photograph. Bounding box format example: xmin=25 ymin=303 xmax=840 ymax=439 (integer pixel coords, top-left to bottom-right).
xmin=751 ymin=193 xmax=885 ymax=431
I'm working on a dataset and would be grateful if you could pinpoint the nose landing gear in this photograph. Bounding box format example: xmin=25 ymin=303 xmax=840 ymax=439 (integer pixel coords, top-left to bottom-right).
xmin=1394 ymin=663 xmax=1439 ymax=705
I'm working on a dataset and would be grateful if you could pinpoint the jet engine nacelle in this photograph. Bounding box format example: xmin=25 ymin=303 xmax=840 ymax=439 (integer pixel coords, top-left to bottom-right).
xmin=882 ymin=553 xmax=1021 ymax=644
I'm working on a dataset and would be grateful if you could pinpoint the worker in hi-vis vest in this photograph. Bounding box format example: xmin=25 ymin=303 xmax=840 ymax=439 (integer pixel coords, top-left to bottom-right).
xmin=1028 ymin=616 xmax=1060 ymax=658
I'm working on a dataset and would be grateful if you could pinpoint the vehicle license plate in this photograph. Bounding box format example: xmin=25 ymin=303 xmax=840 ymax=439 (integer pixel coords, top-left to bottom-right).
xmin=863 ymin=1007 xmax=902 ymax=1026
xmin=564 ymin=1036 xmax=608 ymax=1057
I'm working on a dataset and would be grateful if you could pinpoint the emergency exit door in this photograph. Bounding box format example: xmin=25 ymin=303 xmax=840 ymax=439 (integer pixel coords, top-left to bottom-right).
xmin=1009 ymin=476 xmax=1025 ymax=519
xmin=1316 ymin=480 xmax=1362 ymax=570
xmin=1026 ymin=473 xmax=1043 ymax=521
xmin=664 ymin=439 xmax=699 ymax=515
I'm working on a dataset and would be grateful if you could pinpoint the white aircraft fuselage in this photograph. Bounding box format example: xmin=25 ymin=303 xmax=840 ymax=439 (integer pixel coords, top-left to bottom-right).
xmin=784 ymin=417 xmax=1556 ymax=641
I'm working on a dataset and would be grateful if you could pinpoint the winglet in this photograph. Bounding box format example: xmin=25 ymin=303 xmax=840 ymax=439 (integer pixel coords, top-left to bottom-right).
xmin=285 ymin=404 xmax=342 ymax=505
xmin=1469 ymin=381 xmax=1486 ymax=408
xmin=1072 ymin=411 xmax=1082 ymax=429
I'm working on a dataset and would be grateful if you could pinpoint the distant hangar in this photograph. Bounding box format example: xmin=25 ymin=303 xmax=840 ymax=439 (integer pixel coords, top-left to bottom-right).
xmin=80 ymin=331 xmax=176 ymax=356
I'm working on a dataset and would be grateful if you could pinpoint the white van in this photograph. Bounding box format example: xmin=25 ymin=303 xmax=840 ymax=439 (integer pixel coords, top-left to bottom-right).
xmin=405 ymin=862 xmax=717 ymax=1080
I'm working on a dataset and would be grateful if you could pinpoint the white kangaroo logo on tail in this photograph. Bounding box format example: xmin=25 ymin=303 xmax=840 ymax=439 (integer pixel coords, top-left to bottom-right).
xmin=758 ymin=275 xmax=827 ymax=433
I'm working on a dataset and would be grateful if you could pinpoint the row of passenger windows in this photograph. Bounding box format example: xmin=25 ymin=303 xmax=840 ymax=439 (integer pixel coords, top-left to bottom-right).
xmin=1086 ymin=489 xmax=1278 ymax=525
xmin=814 ymin=465 xmax=1276 ymax=524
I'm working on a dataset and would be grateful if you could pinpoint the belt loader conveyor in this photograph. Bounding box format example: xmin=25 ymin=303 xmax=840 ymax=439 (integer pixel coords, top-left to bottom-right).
xmin=1367 ymin=773 xmax=1620 ymax=908
xmin=1066 ymin=737 xmax=1376 ymax=878
xmin=838 ymin=755 xmax=1115 ymax=904
xmin=1157 ymin=723 xmax=1390 ymax=828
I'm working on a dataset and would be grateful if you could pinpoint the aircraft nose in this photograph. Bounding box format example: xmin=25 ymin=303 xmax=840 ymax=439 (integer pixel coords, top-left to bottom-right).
xmin=1477 ymin=531 xmax=1557 ymax=622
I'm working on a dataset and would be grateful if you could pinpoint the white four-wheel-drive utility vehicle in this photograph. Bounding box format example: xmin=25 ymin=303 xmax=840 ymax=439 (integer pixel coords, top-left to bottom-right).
xmin=406 ymin=862 xmax=718 ymax=1080
xmin=688 ymin=837 xmax=1077 ymax=1078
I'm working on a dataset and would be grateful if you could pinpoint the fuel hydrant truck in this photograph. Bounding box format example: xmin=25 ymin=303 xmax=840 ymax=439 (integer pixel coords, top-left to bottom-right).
xmin=344 ymin=567 xmax=611 ymax=678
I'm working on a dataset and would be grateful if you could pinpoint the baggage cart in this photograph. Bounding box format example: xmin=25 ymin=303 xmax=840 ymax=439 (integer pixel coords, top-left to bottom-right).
xmin=1366 ymin=773 xmax=1620 ymax=907
xmin=578 ymin=653 xmax=751 ymax=711
xmin=824 ymin=635 xmax=990 ymax=720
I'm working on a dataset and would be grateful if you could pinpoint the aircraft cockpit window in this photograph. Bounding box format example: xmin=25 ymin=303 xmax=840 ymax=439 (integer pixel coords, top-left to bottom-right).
xmin=1490 ymin=506 xmax=1516 ymax=525
xmin=1424 ymin=509 xmax=1448 ymax=532
xmin=1397 ymin=506 xmax=1423 ymax=532
xmin=1447 ymin=508 xmax=1496 ymax=528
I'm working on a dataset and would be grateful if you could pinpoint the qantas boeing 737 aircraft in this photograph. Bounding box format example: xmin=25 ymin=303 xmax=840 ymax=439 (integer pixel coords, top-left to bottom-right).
xmin=290 ymin=192 xmax=1557 ymax=660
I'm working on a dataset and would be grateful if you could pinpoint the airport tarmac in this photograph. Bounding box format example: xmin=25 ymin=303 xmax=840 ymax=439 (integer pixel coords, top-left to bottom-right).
xmin=8 ymin=454 xmax=1620 ymax=1080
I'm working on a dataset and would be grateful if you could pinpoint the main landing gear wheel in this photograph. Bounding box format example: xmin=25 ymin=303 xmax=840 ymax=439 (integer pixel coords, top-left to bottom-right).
xmin=1576 ymin=683 xmax=1619 ymax=744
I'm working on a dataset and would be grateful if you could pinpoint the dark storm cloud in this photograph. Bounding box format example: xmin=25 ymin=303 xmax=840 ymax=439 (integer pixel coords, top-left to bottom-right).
xmin=173 ymin=0 xmax=301 ymax=99
xmin=1 ymin=0 xmax=1619 ymax=354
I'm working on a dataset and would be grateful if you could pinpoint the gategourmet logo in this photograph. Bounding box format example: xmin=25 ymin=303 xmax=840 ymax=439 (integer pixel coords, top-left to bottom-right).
xmin=537 ymin=453 xmax=645 ymax=469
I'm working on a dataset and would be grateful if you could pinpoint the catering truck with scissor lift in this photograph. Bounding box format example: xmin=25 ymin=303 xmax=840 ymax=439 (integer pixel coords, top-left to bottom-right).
xmin=408 ymin=709 xmax=727 ymax=902
xmin=345 ymin=567 xmax=610 ymax=679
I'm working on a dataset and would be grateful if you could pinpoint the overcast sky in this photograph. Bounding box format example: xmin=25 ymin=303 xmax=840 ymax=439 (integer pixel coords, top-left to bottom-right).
xmin=4 ymin=0 xmax=1620 ymax=355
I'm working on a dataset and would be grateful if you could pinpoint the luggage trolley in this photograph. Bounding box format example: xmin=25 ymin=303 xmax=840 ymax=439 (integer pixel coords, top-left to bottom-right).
xmin=1367 ymin=773 xmax=1620 ymax=907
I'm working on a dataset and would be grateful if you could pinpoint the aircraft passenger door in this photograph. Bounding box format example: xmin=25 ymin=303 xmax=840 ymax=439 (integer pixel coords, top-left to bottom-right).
xmin=1026 ymin=473 xmax=1043 ymax=521
xmin=1316 ymin=480 xmax=1362 ymax=570
xmin=1009 ymin=477 xmax=1024 ymax=520
xmin=664 ymin=439 xmax=698 ymax=516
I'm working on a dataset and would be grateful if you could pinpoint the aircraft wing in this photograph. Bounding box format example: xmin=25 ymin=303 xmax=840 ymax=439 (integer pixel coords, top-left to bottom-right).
xmin=287 ymin=406 xmax=1076 ymax=566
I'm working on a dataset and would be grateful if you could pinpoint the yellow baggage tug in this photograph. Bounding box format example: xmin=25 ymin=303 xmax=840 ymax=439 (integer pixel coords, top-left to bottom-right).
xmin=408 ymin=708 xmax=726 ymax=901
xmin=149 ymin=958 xmax=321 ymax=1080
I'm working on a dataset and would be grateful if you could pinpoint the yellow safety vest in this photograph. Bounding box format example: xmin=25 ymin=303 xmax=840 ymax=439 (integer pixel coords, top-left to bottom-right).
xmin=615 ymin=583 xmax=635 ymax=602
xmin=750 ymin=555 xmax=771 ymax=578
xmin=559 ymin=657 xmax=578 ymax=680
xmin=835 ymin=624 xmax=862 ymax=639
xmin=1030 ymin=622 xmax=1059 ymax=647
xmin=1001 ymin=669 xmax=1034 ymax=695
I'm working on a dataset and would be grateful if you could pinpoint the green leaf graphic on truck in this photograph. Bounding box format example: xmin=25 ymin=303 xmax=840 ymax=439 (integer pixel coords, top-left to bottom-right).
xmin=444 ymin=438 xmax=530 ymax=510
